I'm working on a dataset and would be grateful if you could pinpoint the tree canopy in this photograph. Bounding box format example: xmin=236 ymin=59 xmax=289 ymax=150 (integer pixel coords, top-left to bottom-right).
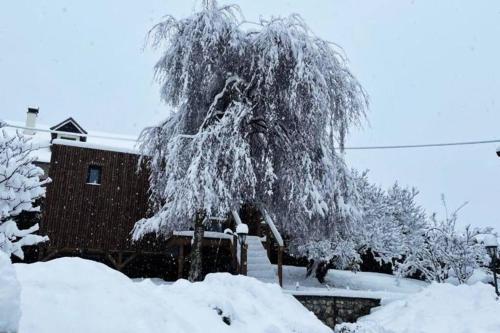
xmin=132 ymin=1 xmax=368 ymax=258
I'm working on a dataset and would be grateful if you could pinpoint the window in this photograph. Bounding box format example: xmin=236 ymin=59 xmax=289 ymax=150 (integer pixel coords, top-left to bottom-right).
xmin=59 ymin=135 xmax=77 ymax=141
xmin=86 ymin=165 xmax=102 ymax=185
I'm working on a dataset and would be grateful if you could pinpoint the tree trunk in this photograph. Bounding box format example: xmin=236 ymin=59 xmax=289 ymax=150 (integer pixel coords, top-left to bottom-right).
xmin=189 ymin=211 xmax=205 ymax=282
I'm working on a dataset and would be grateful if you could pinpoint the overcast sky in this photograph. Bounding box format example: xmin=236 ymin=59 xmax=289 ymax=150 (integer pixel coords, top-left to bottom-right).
xmin=1 ymin=0 xmax=500 ymax=229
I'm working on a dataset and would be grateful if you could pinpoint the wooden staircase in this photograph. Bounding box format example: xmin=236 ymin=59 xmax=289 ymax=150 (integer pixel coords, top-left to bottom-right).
xmin=246 ymin=236 xmax=278 ymax=283
xmin=232 ymin=209 xmax=284 ymax=286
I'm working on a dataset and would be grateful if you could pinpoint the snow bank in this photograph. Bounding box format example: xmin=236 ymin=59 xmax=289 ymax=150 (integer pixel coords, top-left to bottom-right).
xmin=15 ymin=258 xmax=329 ymax=333
xmin=336 ymin=282 xmax=500 ymax=333
xmin=0 ymin=252 xmax=21 ymax=333
xmin=282 ymin=265 xmax=426 ymax=301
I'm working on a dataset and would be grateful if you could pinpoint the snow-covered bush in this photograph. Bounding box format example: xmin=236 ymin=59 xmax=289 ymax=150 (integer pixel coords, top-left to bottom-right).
xmin=0 ymin=251 xmax=21 ymax=333
xmin=351 ymin=173 xmax=427 ymax=268
xmin=299 ymin=171 xmax=427 ymax=276
xmin=0 ymin=125 xmax=49 ymax=259
xmin=397 ymin=198 xmax=491 ymax=283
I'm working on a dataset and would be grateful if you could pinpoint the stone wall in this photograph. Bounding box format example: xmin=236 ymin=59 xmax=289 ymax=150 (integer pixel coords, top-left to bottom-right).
xmin=293 ymin=295 xmax=381 ymax=329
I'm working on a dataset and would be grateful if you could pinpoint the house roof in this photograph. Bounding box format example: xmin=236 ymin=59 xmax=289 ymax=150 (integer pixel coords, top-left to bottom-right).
xmin=3 ymin=120 xmax=139 ymax=163
xmin=49 ymin=117 xmax=88 ymax=134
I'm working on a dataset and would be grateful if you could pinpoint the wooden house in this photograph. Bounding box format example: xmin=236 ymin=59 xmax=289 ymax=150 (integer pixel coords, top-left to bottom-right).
xmin=8 ymin=108 xmax=285 ymax=283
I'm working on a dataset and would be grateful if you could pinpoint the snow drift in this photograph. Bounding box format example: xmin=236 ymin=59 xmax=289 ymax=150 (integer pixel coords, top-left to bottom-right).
xmin=336 ymin=282 xmax=500 ymax=333
xmin=15 ymin=258 xmax=329 ymax=333
xmin=0 ymin=251 xmax=21 ymax=333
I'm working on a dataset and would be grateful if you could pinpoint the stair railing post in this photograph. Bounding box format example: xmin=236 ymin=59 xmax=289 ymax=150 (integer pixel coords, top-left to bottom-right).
xmin=278 ymin=246 xmax=283 ymax=287
xmin=241 ymin=242 xmax=248 ymax=276
xmin=232 ymin=234 xmax=238 ymax=274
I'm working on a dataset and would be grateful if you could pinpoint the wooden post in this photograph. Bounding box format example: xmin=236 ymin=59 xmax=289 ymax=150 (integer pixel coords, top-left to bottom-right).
xmin=117 ymin=252 xmax=123 ymax=270
xmin=178 ymin=245 xmax=184 ymax=279
xmin=232 ymin=234 xmax=238 ymax=274
xmin=241 ymin=243 xmax=248 ymax=276
xmin=278 ymin=246 xmax=283 ymax=287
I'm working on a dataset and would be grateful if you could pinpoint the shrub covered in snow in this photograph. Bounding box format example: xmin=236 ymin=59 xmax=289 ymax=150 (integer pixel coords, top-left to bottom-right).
xmin=0 ymin=251 xmax=21 ymax=333
xmin=0 ymin=126 xmax=49 ymax=259
xmin=396 ymin=199 xmax=492 ymax=283
xmin=298 ymin=171 xmax=428 ymax=275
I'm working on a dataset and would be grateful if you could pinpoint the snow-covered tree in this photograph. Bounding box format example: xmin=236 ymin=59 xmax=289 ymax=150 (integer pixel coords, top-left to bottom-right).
xmin=300 ymin=171 xmax=427 ymax=282
xmin=352 ymin=174 xmax=426 ymax=266
xmin=133 ymin=1 xmax=367 ymax=280
xmin=397 ymin=198 xmax=491 ymax=283
xmin=0 ymin=124 xmax=49 ymax=259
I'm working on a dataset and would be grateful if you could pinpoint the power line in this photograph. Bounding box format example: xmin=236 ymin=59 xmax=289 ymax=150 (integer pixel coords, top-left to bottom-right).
xmin=4 ymin=122 xmax=500 ymax=150
xmin=343 ymin=139 xmax=500 ymax=150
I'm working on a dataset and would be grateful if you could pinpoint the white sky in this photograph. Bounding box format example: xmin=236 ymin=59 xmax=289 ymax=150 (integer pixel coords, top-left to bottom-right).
xmin=1 ymin=0 xmax=500 ymax=229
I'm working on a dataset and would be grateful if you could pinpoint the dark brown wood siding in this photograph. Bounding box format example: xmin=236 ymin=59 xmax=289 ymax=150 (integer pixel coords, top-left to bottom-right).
xmin=41 ymin=144 xmax=160 ymax=252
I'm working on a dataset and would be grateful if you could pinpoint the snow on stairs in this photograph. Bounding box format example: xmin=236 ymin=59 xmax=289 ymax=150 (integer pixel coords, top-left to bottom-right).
xmin=246 ymin=235 xmax=278 ymax=284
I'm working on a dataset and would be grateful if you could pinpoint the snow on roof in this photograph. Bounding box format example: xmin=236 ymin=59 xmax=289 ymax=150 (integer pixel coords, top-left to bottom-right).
xmin=2 ymin=120 xmax=140 ymax=162
xmin=50 ymin=117 xmax=88 ymax=134
xmin=52 ymin=139 xmax=139 ymax=155
xmin=173 ymin=231 xmax=234 ymax=240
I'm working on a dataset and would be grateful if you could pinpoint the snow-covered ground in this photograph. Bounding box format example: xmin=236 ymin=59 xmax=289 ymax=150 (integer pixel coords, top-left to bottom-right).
xmin=0 ymin=252 xmax=21 ymax=333
xmin=14 ymin=258 xmax=330 ymax=333
xmin=336 ymin=282 xmax=500 ymax=333
xmin=12 ymin=258 xmax=500 ymax=333
xmin=281 ymin=265 xmax=427 ymax=302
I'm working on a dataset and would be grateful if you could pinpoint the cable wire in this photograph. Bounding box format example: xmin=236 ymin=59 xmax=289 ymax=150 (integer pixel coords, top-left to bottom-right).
xmin=4 ymin=122 xmax=500 ymax=150
xmin=343 ymin=139 xmax=500 ymax=150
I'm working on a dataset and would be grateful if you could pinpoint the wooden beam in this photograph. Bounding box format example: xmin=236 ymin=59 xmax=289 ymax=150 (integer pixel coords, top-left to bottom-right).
xmin=41 ymin=249 xmax=59 ymax=262
xmin=117 ymin=252 xmax=138 ymax=271
xmin=106 ymin=252 xmax=119 ymax=269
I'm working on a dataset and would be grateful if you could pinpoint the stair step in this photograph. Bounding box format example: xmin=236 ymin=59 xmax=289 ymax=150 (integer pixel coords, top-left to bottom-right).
xmin=248 ymin=255 xmax=268 ymax=260
xmin=247 ymin=257 xmax=270 ymax=264
xmin=248 ymin=262 xmax=273 ymax=269
xmin=247 ymin=274 xmax=276 ymax=279
xmin=243 ymin=236 xmax=277 ymax=283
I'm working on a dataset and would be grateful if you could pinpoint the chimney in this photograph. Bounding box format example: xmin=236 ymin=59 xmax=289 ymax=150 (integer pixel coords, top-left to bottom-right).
xmin=24 ymin=107 xmax=39 ymax=135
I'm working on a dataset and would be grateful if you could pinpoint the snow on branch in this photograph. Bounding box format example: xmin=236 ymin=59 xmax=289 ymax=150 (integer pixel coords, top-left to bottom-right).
xmin=133 ymin=1 xmax=368 ymax=256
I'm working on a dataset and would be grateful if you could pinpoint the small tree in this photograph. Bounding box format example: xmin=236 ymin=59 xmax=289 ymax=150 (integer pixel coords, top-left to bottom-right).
xmin=133 ymin=1 xmax=367 ymax=281
xmin=301 ymin=171 xmax=428 ymax=282
xmin=397 ymin=198 xmax=491 ymax=283
xmin=0 ymin=123 xmax=49 ymax=259
xmin=0 ymin=123 xmax=49 ymax=333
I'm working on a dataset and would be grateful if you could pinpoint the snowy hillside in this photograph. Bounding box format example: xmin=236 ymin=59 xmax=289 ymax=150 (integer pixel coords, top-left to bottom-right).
xmin=14 ymin=258 xmax=330 ymax=333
